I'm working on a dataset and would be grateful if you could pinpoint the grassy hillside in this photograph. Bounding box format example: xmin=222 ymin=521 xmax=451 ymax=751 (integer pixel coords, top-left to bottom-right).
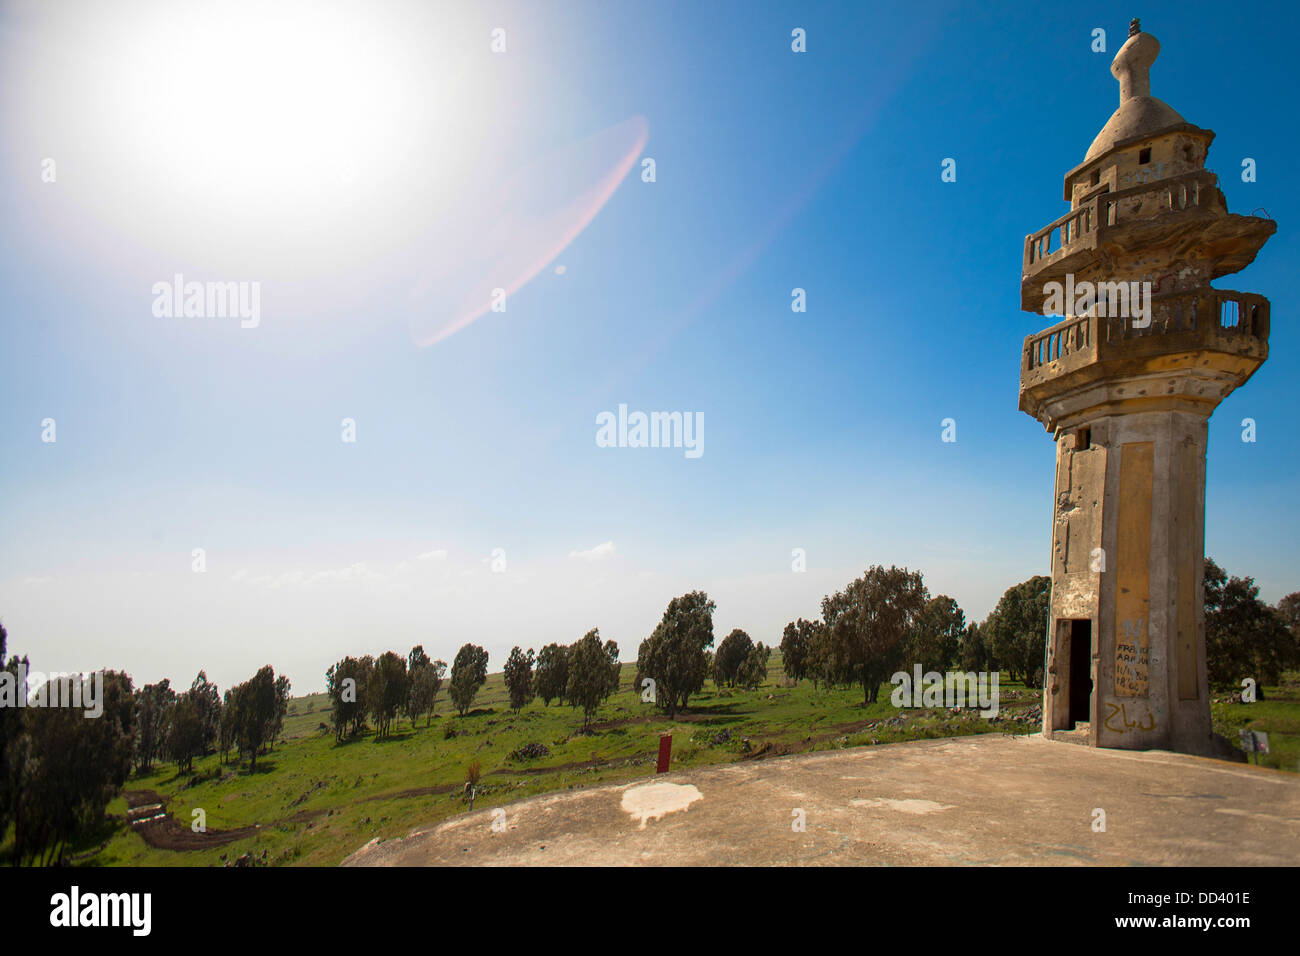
xmin=1211 ymin=674 xmax=1300 ymax=771
xmin=48 ymin=662 xmax=1300 ymax=867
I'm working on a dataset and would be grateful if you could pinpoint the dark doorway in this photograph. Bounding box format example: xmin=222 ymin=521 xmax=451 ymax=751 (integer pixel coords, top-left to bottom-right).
xmin=1068 ymin=619 xmax=1093 ymax=727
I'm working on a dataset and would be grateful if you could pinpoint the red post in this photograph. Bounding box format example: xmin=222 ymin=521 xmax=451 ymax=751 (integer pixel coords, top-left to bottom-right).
xmin=656 ymin=733 xmax=672 ymax=774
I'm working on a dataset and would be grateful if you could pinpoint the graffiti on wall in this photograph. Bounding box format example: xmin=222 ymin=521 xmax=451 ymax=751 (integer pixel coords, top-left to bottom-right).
xmin=1103 ymin=700 xmax=1157 ymax=734
xmin=1114 ymin=441 xmax=1153 ymax=698
xmin=1115 ymin=616 xmax=1150 ymax=697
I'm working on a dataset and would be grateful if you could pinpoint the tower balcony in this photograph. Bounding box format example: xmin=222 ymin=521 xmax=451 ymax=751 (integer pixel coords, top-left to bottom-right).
xmin=1019 ymin=288 xmax=1269 ymax=430
xmin=1018 ymin=170 xmax=1276 ymax=313
xmin=1023 ymin=171 xmax=1220 ymax=275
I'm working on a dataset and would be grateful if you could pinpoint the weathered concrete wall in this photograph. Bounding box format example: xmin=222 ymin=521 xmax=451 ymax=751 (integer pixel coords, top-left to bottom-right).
xmin=1045 ymin=428 xmax=1104 ymax=733
xmin=1046 ymin=410 xmax=1213 ymax=752
xmin=1067 ymin=131 xmax=1211 ymax=208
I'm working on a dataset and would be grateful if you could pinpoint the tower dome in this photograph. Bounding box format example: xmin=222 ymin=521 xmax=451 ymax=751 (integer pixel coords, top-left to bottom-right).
xmin=1084 ymin=19 xmax=1186 ymax=162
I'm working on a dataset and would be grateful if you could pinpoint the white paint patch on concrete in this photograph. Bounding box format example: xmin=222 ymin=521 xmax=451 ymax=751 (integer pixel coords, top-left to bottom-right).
xmin=621 ymin=782 xmax=703 ymax=829
xmin=851 ymin=797 xmax=955 ymax=814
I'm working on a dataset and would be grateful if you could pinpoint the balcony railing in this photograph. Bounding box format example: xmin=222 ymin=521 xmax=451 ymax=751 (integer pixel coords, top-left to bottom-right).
xmin=1023 ymin=171 xmax=1220 ymax=276
xmin=1105 ymin=288 xmax=1269 ymax=341
xmin=1023 ymin=289 xmax=1268 ymax=376
xmin=1026 ymin=315 xmax=1091 ymax=370
xmin=1025 ymin=206 xmax=1095 ymax=267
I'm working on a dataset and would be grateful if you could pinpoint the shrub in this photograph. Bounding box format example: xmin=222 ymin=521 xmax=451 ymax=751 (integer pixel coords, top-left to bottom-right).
xmin=508 ymin=742 xmax=551 ymax=761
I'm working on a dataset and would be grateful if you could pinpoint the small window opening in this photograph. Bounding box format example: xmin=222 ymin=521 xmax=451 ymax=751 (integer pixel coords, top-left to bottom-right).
xmin=1075 ymin=427 xmax=1091 ymax=450
xmin=1089 ymin=168 xmax=1101 ymax=186
xmin=1138 ymin=147 xmax=1152 ymax=165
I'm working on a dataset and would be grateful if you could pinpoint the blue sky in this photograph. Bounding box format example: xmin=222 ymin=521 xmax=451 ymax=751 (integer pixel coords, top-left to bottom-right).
xmin=1 ymin=0 xmax=1295 ymax=693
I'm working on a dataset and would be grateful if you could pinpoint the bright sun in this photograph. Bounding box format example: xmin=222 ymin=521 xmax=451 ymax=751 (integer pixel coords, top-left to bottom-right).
xmin=8 ymin=0 xmax=495 ymax=280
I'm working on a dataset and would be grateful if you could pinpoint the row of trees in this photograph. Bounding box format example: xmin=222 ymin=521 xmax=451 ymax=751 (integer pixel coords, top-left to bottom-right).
xmin=136 ymin=671 xmax=219 ymax=773
xmin=775 ymin=570 xmax=1065 ymax=703
xmin=507 ymin=633 xmax=623 ymax=730
xmin=773 ymin=559 xmax=1300 ymax=704
xmin=534 ymin=630 xmax=622 ymax=731
xmin=775 ymin=567 xmax=966 ymax=704
xmin=139 ymin=667 xmax=291 ymax=774
xmin=326 ymin=632 xmax=624 ymax=737
xmin=324 ymin=646 xmax=450 ymax=740
xmin=530 ymin=632 xmax=621 ymax=716
xmin=219 ymin=667 xmax=292 ymax=772
xmin=0 ymin=620 xmax=288 ymax=865
xmin=505 ymin=632 xmax=624 ymax=731
xmin=627 ymin=582 xmax=974 ymax=715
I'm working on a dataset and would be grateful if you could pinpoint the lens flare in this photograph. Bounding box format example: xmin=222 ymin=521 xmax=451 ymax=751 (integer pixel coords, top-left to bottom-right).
xmin=407 ymin=115 xmax=649 ymax=347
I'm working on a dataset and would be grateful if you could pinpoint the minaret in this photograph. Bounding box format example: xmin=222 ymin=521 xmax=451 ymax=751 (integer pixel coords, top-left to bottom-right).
xmin=1018 ymin=20 xmax=1275 ymax=756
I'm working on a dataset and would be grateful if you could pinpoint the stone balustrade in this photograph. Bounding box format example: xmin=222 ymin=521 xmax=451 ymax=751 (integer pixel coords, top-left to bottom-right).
xmin=1022 ymin=288 xmax=1269 ymax=382
xmin=1023 ymin=170 xmax=1221 ymax=278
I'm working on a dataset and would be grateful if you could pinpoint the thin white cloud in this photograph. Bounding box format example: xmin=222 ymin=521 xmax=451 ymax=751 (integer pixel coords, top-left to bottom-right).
xmin=235 ymin=564 xmax=384 ymax=590
xmin=416 ymin=548 xmax=448 ymax=561
xmin=246 ymin=569 xmax=305 ymax=589
xmin=569 ymin=541 xmax=615 ymax=561
xmin=303 ymin=563 xmax=381 ymax=588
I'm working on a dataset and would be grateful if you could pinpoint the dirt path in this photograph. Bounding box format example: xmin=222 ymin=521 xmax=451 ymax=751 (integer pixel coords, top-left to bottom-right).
xmin=123 ymin=789 xmax=261 ymax=850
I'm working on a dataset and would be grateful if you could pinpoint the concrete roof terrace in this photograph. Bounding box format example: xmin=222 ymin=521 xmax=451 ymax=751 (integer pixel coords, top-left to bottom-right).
xmin=342 ymin=734 xmax=1300 ymax=866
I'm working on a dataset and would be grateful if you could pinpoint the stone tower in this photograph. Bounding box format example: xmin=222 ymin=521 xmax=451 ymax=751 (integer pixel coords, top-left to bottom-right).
xmin=1018 ymin=20 xmax=1275 ymax=756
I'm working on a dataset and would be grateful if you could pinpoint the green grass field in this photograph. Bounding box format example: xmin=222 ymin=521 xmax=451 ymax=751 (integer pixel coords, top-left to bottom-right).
xmin=1210 ymin=673 xmax=1300 ymax=772
xmin=32 ymin=662 xmax=1300 ymax=867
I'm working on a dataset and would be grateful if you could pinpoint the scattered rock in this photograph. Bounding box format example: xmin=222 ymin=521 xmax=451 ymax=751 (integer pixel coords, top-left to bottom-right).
xmin=508 ymin=742 xmax=551 ymax=761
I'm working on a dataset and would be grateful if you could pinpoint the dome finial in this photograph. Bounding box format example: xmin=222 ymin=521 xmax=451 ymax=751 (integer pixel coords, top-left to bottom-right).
xmin=1129 ymin=17 xmax=1141 ymax=37
xmin=1113 ymin=22 xmax=1159 ymax=104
